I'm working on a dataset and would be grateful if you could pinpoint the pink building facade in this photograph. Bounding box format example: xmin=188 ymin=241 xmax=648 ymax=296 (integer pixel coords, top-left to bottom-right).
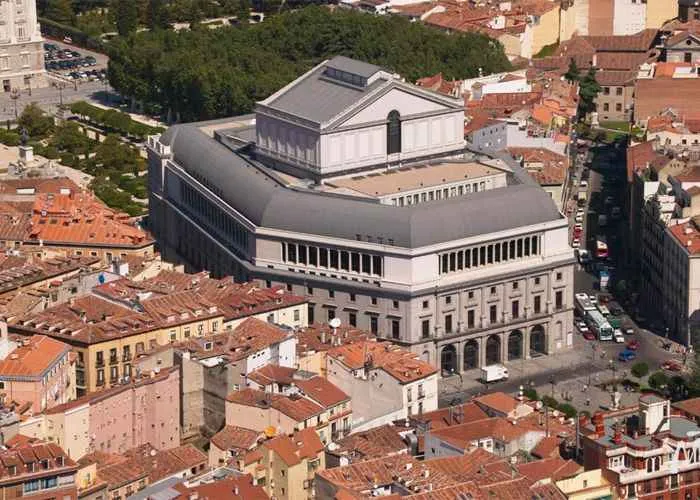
xmin=0 ymin=335 xmax=74 ymax=414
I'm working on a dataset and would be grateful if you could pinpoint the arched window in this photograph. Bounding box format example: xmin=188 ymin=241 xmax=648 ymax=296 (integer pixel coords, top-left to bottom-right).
xmin=387 ymin=110 xmax=401 ymax=155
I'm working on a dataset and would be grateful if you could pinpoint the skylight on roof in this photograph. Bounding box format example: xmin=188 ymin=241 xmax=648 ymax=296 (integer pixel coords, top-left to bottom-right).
xmin=323 ymin=67 xmax=368 ymax=88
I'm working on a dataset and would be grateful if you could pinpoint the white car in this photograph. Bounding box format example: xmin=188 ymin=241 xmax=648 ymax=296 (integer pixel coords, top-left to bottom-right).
xmin=589 ymin=294 xmax=598 ymax=305
xmin=580 ymin=180 xmax=589 ymax=188
xmin=572 ymin=238 xmax=581 ymax=248
xmin=577 ymin=321 xmax=589 ymax=333
xmin=576 ymin=208 xmax=585 ymax=217
xmin=614 ymin=329 xmax=625 ymax=343
xmin=574 ymin=215 xmax=583 ymax=223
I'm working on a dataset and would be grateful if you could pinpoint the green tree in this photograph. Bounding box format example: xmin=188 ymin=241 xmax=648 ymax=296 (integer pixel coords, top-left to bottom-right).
xmin=648 ymin=371 xmax=669 ymax=390
xmin=557 ymin=403 xmax=577 ymax=419
xmin=147 ymin=0 xmax=169 ymax=30
xmin=579 ymin=67 xmax=602 ymax=116
xmin=18 ymin=103 xmax=54 ymax=139
xmin=50 ymin=121 xmax=91 ymax=154
xmin=631 ymin=362 xmax=649 ymax=378
xmin=113 ymin=0 xmax=139 ymax=36
xmin=236 ymin=0 xmax=250 ymax=22
xmin=564 ymin=58 xmax=579 ymax=83
xmin=44 ymin=0 xmax=74 ymax=24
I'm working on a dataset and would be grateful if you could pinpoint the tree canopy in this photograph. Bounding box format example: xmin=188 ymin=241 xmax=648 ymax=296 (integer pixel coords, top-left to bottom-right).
xmin=579 ymin=67 xmax=602 ymax=116
xmin=564 ymin=58 xmax=579 ymax=84
xmin=107 ymin=6 xmax=512 ymax=122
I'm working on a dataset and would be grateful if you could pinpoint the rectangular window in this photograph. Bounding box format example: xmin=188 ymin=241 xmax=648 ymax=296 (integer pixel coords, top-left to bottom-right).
xmin=467 ymin=309 xmax=475 ymax=329
xmin=320 ymin=249 xmax=328 ymax=267
xmin=327 ymin=308 xmax=336 ymax=321
xmin=512 ymin=300 xmax=519 ymax=319
xmin=340 ymin=251 xmax=349 ymax=271
xmin=555 ymin=291 xmax=563 ymax=310
xmin=372 ymin=255 xmax=382 ymax=276
xmin=444 ymin=314 xmax=453 ymax=334
xmin=298 ymin=244 xmax=307 ymax=264
xmin=422 ymin=320 xmax=430 ymax=338
xmin=370 ymin=316 xmax=378 ymax=334
xmin=490 ymin=305 xmax=497 ymax=323
xmin=349 ymin=312 xmax=357 ymax=327
xmin=349 ymin=293 xmax=356 ymax=302
xmin=288 ymin=244 xmax=297 ymax=263
xmin=465 ymin=249 xmax=471 ymax=268
xmin=361 ymin=254 xmax=371 ymax=273
xmin=616 ymin=103 xmax=622 ymax=112
xmin=534 ymin=295 xmax=542 ymax=314
xmin=351 ymin=253 xmax=360 ymax=272
xmin=450 ymin=252 xmax=456 ymax=271
xmin=441 ymin=254 xmax=449 ymax=274
xmin=329 ymin=250 xmax=339 ymax=269
xmin=371 ymin=297 xmax=378 ymax=306
xmin=329 ymin=290 xmax=335 ymax=298
xmin=480 ymin=246 xmax=486 ymax=266
xmin=616 ymin=87 xmax=623 ymax=96
xmin=308 ymin=247 xmax=318 ymax=266
xmin=391 ymin=320 xmax=400 ymax=339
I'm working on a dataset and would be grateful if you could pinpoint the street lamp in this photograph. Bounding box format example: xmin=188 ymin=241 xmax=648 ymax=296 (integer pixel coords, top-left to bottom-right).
xmin=549 ymin=375 xmax=556 ymax=398
xmin=609 ymin=359 xmax=617 ymax=391
xmin=9 ymin=88 xmax=20 ymax=119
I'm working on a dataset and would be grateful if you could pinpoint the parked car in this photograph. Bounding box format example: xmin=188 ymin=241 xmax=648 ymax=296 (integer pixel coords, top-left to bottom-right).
xmin=625 ymin=327 xmax=635 ymax=335
xmin=572 ymin=238 xmax=580 ymax=248
xmin=583 ymin=331 xmax=596 ymax=341
xmin=580 ymin=180 xmax=589 ymax=188
xmin=662 ymin=360 xmax=683 ymax=372
xmin=618 ymin=349 xmax=637 ymax=362
xmin=575 ymin=214 xmax=583 ymax=223
xmin=614 ymin=329 xmax=625 ymax=343
xmin=577 ymin=321 xmax=589 ymax=333
xmin=626 ymin=339 xmax=640 ymax=350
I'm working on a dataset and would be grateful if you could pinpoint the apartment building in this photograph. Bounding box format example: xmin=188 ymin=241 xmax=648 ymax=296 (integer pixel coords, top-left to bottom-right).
xmin=148 ymin=56 xmax=575 ymax=377
xmin=0 ymin=441 xmax=77 ymax=500
xmin=326 ymin=340 xmax=437 ymax=432
xmin=0 ymin=0 xmax=47 ymax=93
xmin=20 ymin=366 xmax=179 ymax=460
xmin=663 ymin=31 xmax=700 ymax=64
xmin=680 ymin=0 xmax=700 ymax=22
xmin=225 ymin=382 xmax=352 ymax=445
xmin=581 ymin=395 xmax=700 ymax=500
xmin=251 ymin=428 xmax=324 ymax=500
xmin=0 ymin=334 xmax=75 ymax=413
xmin=175 ymin=318 xmax=299 ymax=437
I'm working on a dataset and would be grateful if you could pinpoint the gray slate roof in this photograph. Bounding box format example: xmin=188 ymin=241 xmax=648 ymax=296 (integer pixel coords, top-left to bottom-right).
xmin=163 ymin=124 xmax=562 ymax=249
xmin=326 ymin=56 xmax=382 ymax=78
xmin=261 ymin=62 xmax=388 ymax=125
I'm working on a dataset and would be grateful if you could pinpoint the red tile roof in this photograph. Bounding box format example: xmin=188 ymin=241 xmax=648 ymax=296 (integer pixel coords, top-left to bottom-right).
xmin=668 ymin=219 xmax=700 ymax=255
xmin=330 ymin=424 xmax=408 ymax=461
xmin=264 ymin=428 xmax=323 ymax=467
xmin=294 ymin=376 xmax=350 ymax=408
xmin=0 ymin=177 xmax=80 ymax=196
xmin=28 ymin=192 xmax=152 ymax=248
xmin=0 ymin=335 xmax=70 ymax=378
xmin=508 ymin=147 xmax=569 ymax=186
xmin=0 ymin=442 xmax=75 ymax=480
xmin=474 ymin=392 xmax=520 ymax=415
xmin=635 ymin=78 xmax=700 ymax=124
xmin=517 ymin=457 xmax=581 ymax=482
xmin=123 ymin=444 xmax=207 ymax=483
xmin=226 ymin=388 xmax=325 ymax=422
xmin=173 ymin=474 xmax=268 ymax=499
xmin=327 ymin=340 xmax=436 ymax=383
xmin=209 ymin=426 xmax=262 ymax=454
xmin=411 ymin=402 xmax=489 ymax=431
xmin=531 ymin=435 xmax=562 ymax=459
xmin=673 ymin=397 xmax=700 ymax=417
xmin=246 ymin=364 xmax=297 ymax=387
xmin=296 ymin=324 xmax=374 ymax=356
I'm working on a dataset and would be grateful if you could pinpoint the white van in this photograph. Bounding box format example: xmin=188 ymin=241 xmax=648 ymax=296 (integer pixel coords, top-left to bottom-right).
xmin=481 ymin=364 xmax=509 ymax=382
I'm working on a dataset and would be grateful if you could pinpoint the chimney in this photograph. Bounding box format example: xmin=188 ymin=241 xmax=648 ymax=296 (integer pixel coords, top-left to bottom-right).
xmin=593 ymin=412 xmax=605 ymax=437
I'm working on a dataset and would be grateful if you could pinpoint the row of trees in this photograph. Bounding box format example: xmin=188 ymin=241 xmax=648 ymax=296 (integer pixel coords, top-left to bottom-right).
xmin=107 ymin=6 xmax=512 ymax=122
xmin=69 ymin=101 xmax=164 ymax=138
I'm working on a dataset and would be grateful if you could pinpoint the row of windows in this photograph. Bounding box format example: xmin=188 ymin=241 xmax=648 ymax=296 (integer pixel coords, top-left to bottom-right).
xmin=391 ymin=181 xmax=487 ymax=206
xmin=602 ymin=102 xmax=623 ymax=113
xmin=440 ymin=235 xmax=540 ymax=275
xmin=282 ymin=242 xmax=383 ymax=277
xmin=179 ymin=182 xmax=249 ymax=253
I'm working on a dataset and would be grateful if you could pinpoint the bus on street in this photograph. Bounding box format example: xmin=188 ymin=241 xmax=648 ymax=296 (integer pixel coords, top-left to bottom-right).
xmin=586 ymin=309 xmax=613 ymax=341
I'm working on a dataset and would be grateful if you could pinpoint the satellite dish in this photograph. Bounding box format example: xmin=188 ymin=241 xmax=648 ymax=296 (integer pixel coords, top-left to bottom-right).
xmin=329 ymin=318 xmax=341 ymax=329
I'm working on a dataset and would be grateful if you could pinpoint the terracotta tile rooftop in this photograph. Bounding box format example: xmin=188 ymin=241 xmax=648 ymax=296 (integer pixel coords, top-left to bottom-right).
xmin=673 ymin=397 xmax=700 ymax=417
xmin=626 ymin=140 xmax=668 ymax=182
xmin=94 ymin=271 xmax=305 ymax=322
xmin=474 ymin=391 xmax=520 ymax=415
xmin=172 ymin=474 xmax=268 ymax=499
xmin=411 ymin=401 xmax=489 ymax=431
xmin=428 ymin=417 xmax=531 ymax=449
xmin=329 ymin=424 xmax=408 ymax=461
xmin=531 ymin=435 xmax=562 ymax=459
xmin=327 ymin=340 xmax=437 ymax=384
xmin=210 ymin=426 xmax=262 ymax=455
xmin=246 ymin=364 xmax=297 ymax=387
xmin=226 ymin=388 xmax=325 ymax=422
xmin=595 ymin=69 xmax=637 ymax=86
xmin=635 ymin=78 xmax=700 ymax=124
xmin=508 ymin=147 xmax=569 ymax=186
xmin=517 ymin=457 xmax=581 ymax=482
xmin=0 ymin=177 xmax=80 ymax=197
xmin=176 ymin=317 xmax=290 ymax=363
xmin=263 ymin=428 xmax=323 ymax=467
xmin=27 ymin=192 xmax=152 ymax=248
xmin=4 ymin=434 xmax=43 ymax=449
xmin=584 ymin=29 xmax=659 ymax=52
xmin=464 ymin=113 xmax=503 ymax=135
xmin=294 ymin=376 xmax=350 ymax=408
xmin=296 ymin=324 xmax=374 ymax=356
xmin=0 ymin=334 xmax=70 ymax=379
xmin=668 ymin=219 xmax=700 ymax=255
xmin=79 ymin=450 xmax=147 ymax=489
xmin=123 ymin=443 xmax=207 ymax=483
xmin=0 ymin=442 xmax=75 ymax=480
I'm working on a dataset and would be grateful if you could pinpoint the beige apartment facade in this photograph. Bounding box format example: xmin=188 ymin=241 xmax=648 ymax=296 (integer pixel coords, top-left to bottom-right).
xmin=0 ymin=0 xmax=47 ymax=92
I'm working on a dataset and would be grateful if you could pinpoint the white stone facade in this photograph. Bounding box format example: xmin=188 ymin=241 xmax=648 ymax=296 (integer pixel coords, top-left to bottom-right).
xmin=0 ymin=0 xmax=46 ymax=92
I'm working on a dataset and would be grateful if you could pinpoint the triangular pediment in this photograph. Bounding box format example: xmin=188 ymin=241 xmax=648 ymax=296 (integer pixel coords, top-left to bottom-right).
xmin=326 ymin=82 xmax=462 ymax=130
